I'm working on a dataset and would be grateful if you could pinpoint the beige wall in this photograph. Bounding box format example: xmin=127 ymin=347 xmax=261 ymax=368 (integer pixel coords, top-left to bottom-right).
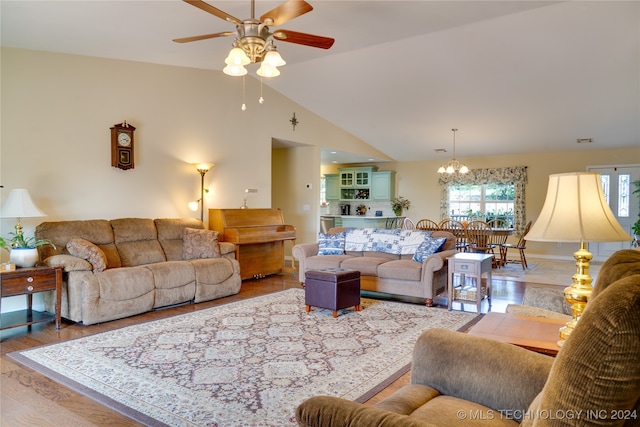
xmin=325 ymin=148 xmax=639 ymax=259
xmin=2 ymin=47 xmax=638 ymax=311
xmin=0 ymin=47 xmax=381 ymax=239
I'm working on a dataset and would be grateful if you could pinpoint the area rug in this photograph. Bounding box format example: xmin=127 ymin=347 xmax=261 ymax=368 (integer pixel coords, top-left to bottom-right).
xmin=10 ymin=288 xmax=480 ymax=427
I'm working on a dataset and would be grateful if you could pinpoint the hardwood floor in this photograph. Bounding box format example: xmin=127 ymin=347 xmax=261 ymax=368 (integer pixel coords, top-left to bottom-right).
xmin=1 ymin=272 xmax=531 ymax=426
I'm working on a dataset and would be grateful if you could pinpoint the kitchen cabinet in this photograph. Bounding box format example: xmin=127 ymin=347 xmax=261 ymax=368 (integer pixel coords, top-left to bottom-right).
xmin=371 ymin=171 xmax=396 ymax=201
xmin=339 ymin=167 xmax=377 ymax=201
xmin=325 ymin=174 xmax=339 ymax=200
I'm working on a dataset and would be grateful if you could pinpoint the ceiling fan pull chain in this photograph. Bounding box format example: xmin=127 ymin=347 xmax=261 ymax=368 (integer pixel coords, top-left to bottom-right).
xmin=241 ymin=75 xmax=247 ymax=111
xmin=259 ymin=76 xmax=265 ymax=104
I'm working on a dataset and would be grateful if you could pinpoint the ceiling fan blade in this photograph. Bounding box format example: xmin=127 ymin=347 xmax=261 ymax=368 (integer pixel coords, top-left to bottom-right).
xmin=183 ymin=0 xmax=242 ymax=25
xmin=173 ymin=31 xmax=234 ymax=43
xmin=273 ymin=29 xmax=335 ymax=49
xmin=260 ymin=0 xmax=313 ymax=26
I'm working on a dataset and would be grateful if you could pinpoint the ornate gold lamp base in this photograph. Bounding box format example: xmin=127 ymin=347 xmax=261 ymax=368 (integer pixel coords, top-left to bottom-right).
xmin=559 ymin=241 xmax=593 ymax=343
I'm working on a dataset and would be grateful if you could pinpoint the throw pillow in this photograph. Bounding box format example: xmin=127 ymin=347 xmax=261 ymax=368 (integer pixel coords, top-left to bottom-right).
xmin=412 ymin=237 xmax=447 ymax=263
xmin=66 ymin=238 xmax=108 ymax=272
xmin=318 ymin=231 xmax=346 ymax=255
xmin=398 ymin=230 xmax=433 ymax=255
xmin=183 ymin=228 xmax=221 ymax=260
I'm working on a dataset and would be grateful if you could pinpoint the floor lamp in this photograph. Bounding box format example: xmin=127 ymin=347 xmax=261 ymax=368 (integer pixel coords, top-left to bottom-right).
xmin=193 ymin=163 xmax=214 ymax=222
xmin=526 ymin=172 xmax=631 ymax=342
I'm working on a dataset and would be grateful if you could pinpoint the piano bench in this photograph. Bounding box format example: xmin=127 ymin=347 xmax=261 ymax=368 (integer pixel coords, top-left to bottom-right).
xmin=304 ymin=268 xmax=361 ymax=318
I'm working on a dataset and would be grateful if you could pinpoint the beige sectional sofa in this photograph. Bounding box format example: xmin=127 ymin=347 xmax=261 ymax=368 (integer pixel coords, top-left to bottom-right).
xmin=292 ymin=228 xmax=456 ymax=306
xmin=35 ymin=218 xmax=241 ymax=325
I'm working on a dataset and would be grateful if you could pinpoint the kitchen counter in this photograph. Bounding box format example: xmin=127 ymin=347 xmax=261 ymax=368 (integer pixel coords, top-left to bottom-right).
xmin=320 ymin=215 xmax=402 ymax=230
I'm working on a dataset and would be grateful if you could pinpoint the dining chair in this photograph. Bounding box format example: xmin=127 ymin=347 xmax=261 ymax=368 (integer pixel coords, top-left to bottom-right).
xmin=402 ymin=217 xmax=416 ymax=230
xmin=487 ymin=218 xmax=509 ymax=229
xmin=465 ymin=220 xmax=492 ymax=253
xmin=415 ymin=219 xmax=439 ymax=230
xmin=501 ymin=220 xmax=532 ymax=269
xmin=386 ymin=216 xmax=405 ymax=229
xmin=438 ymin=218 xmax=468 ymax=252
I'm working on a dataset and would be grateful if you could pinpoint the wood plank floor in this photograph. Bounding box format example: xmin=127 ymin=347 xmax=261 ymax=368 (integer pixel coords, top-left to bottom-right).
xmin=1 ymin=271 xmax=534 ymax=426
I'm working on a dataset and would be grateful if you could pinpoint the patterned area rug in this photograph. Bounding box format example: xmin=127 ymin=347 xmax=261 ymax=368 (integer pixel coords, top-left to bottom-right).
xmin=10 ymin=289 xmax=480 ymax=427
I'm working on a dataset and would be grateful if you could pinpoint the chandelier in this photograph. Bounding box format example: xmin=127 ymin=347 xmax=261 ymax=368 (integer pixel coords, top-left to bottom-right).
xmin=438 ymin=128 xmax=469 ymax=174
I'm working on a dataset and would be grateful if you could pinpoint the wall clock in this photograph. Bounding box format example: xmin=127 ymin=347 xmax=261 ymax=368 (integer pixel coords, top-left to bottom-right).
xmin=110 ymin=121 xmax=136 ymax=170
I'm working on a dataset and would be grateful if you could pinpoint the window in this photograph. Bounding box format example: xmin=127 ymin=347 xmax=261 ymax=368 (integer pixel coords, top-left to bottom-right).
xmin=448 ymin=183 xmax=515 ymax=225
xmin=438 ymin=166 xmax=527 ymax=235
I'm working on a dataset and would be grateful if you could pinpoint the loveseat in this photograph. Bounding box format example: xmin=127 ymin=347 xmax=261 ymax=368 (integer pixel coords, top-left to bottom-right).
xmin=35 ymin=218 xmax=241 ymax=325
xmin=296 ymin=248 xmax=640 ymax=427
xmin=292 ymin=228 xmax=456 ymax=306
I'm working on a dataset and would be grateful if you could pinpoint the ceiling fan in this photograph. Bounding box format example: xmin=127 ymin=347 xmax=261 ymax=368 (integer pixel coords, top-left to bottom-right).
xmin=173 ymin=0 xmax=334 ymax=75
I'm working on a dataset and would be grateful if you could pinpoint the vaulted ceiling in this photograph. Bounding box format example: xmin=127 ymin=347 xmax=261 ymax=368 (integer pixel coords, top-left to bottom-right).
xmin=2 ymin=1 xmax=638 ymax=164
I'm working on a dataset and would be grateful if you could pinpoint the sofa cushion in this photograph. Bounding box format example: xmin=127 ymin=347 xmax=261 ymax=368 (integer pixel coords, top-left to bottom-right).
xmin=305 ymin=255 xmax=354 ymax=272
xmin=155 ymin=218 xmax=204 ymax=261
xmin=183 ymin=228 xmax=221 ymax=260
xmin=378 ymin=260 xmax=423 ymax=281
xmin=111 ymin=218 xmax=166 ymax=267
xmin=318 ymin=231 xmax=346 ymax=255
xmin=35 ymin=219 xmax=121 ymax=268
xmin=412 ymin=237 xmax=447 ymax=262
xmin=341 ymin=256 xmax=391 ymax=276
xmin=66 ymin=238 xmax=108 ymax=272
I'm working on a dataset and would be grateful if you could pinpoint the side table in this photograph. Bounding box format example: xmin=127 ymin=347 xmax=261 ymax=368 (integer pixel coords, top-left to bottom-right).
xmin=0 ymin=265 xmax=62 ymax=331
xmin=447 ymin=252 xmax=493 ymax=312
xmin=468 ymin=312 xmax=565 ymax=356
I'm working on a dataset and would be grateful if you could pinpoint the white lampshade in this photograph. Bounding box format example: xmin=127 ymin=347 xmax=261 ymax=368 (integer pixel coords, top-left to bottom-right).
xmin=223 ymin=63 xmax=247 ymax=76
xmin=1 ymin=189 xmax=46 ymax=219
xmin=224 ymin=47 xmax=250 ymax=66
xmin=527 ymin=172 xmax=631 ymax=243
xmin=256 ymin=63 xmax=280 ymax=78
xmin=263 ymin=49 xmax=286 ymax=67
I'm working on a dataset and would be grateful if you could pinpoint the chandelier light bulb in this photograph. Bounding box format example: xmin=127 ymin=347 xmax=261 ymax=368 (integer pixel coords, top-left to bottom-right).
xmin=459 ymin=165 xmax=469 ymax=174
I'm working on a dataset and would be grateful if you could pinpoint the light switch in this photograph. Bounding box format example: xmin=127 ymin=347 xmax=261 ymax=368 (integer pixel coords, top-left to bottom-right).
xmin=303 ymin=204 xmax=310 ymax=211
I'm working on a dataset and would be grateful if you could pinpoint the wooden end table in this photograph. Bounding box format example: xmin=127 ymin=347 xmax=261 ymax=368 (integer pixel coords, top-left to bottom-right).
xmin=1 ymin=265 xmax=63 ymax=331
xmin=468 ymin=312 xmax=566 ymax=356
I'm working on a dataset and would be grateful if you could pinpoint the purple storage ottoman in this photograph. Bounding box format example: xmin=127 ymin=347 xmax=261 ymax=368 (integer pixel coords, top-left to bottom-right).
xmin=304 ymin=268 xmax=361 ymax=317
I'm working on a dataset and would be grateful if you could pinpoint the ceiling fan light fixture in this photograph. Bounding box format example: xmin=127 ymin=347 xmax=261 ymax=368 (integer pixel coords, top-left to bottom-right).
xmin=264 ymin=45 xmax=286 ymax=67
xmin=225 ymin=46 xmax=251 ymax=66
xmin=223 ymin=63 xmax=248 ymax=76
xmin=256 ymin=63 xmax=280 ymax=77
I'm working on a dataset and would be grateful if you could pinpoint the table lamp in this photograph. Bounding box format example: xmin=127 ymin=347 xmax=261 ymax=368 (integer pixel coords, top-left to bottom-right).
xmin=526 ymin=172 xmax=631 ymax=342
xmin=1 ymin=188 xmax=47 ymax=237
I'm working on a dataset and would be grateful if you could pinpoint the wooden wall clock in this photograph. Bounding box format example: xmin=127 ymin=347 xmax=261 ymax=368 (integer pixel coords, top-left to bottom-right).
xmin=110 ymin=121 xmax=136 ymax=170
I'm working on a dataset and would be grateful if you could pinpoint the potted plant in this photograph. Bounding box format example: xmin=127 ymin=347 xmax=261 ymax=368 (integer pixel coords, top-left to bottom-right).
xmin=0 ymin=232 xmax=55 ymax=268
xmin=391 ymin=196 xmax=411 ymax=217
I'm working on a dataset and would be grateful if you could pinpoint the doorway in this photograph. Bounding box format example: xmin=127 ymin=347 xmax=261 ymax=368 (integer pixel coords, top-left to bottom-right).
xmin=588 ymin=164 xmax=640 ymax=259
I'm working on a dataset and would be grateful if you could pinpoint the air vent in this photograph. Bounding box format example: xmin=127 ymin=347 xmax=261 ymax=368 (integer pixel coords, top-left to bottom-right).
xmin=434 ymin=148 xmax=447 ymax=153
xmin=576 ymin=138 xmax=593 ymax=144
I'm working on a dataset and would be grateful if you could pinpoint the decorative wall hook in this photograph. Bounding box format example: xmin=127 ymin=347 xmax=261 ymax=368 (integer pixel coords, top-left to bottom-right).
xmin=290 ymin=112 xmax=299 ymax=131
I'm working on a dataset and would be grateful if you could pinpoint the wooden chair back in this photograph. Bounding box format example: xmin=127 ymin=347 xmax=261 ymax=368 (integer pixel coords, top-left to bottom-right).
xmin=415 ymin=219 xmax=439 ymax=230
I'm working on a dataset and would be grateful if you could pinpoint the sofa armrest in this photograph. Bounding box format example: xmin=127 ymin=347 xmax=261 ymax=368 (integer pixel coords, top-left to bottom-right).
xmin=218 ymin=242 xmax=237 ymax=256
xmin=505 ymin=304 xmax=572 ymax=321
xmin=43 ymin=254 xmax=93 ymax=272
xmin=411 ymin=328 xmax=553 ymax=422
xmin=292 ymin=243 xmax=320 ymax=283
xmin=296 ymin=395 xmax=436 ymax=427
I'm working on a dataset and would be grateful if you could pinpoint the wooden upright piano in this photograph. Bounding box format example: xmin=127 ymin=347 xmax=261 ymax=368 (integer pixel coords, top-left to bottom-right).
xmin=209 ymin=209 xmax=296 ymax=280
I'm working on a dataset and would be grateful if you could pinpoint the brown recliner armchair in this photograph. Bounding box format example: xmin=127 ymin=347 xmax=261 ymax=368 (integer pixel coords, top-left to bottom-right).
xmin=296 ymin=249 xmax=640 ymax=427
